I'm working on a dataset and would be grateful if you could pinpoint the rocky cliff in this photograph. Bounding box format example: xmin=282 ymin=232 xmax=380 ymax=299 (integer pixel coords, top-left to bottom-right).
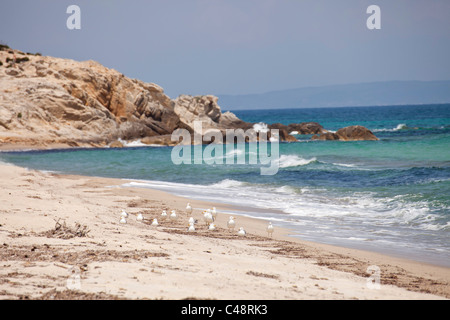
xmin=0 ymin=47 xmax=377 ymax=149
xmin=0 ymin=47 xmax=257 ymax=149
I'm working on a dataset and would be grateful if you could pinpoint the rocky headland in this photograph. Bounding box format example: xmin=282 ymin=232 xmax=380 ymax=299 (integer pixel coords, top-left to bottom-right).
xmin=0 ymin=46 xmax=377 ymax=149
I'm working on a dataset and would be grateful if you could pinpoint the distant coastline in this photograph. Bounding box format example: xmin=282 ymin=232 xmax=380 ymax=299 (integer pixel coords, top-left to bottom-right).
xmin=222 ymin=102 xmax=450 ymax=112
xmin=217 ymin=81 xmax=450 ymax=110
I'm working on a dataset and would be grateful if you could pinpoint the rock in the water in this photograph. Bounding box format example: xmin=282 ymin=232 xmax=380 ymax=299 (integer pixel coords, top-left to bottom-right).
xmin=287 ymin=122 xmax=325 ymax=135
xmin=141 ymin=134 xmax=178 ymax=146
xmin=277 ymin=129 xmax=298 ymax=142
xmin=311 ymin=125 xmax=379 ymax=141
xmin=335 ymin=125 xmax=379 ymax=141
xmin=311 ymin=132 xmax=341 ymax=140
xmin=109 ymin=140 xmax=124 ymax=148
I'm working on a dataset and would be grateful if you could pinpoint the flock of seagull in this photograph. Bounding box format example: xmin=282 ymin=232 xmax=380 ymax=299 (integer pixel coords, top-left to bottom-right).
xmin=119 ymin=202 xmax=275 ymax=238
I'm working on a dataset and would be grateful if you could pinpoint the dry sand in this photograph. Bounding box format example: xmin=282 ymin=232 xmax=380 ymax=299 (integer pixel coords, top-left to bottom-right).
xmin=0 ymin=162 xmax=448 ymax=300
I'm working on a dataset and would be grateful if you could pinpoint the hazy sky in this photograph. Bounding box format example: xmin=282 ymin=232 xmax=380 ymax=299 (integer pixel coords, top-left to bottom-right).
xmin=1 ymin=0 xmax=450 ymax=98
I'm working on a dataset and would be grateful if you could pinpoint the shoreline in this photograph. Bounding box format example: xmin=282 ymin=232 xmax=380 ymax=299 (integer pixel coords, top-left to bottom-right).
xmin=2 ymin=150 xmax=447 ymax=269
xmin=3 ymin=144 xmax=447 ymax=269
xmin=133 ymin=184 xmax=450 ymax=269
xmin=0 ymin=162 xmax=449 ymax=299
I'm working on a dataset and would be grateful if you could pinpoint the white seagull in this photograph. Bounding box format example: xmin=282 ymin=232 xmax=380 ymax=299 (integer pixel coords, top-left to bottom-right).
xmin=188 ymin=216 xmax=196 ymax=225
xmin=237 ymin=227 xmax=246 ymax=237
xmin=151 ymin=218 xmax=159 ymax=227
xmin=120 ymin=210 xmax=129 ymax=218
xmin=161 ymin=210 xmax=168 ymax=221
xmin=267 ymin=222 xmax=274 ymax=237
xmin=119 ymin=216 xmax=127 ymax=224
xmin=227 ymin=216 xmax=236 ymax=232
xmin=208 ymin=223 xmax=216 ymax=231
xmin=170 ymin=210 xmax=177 ymax=221
xmin=188 ymin=223 xmax=195 ymax=232
xmin=136 ymin=213 xmax=144 ymax=222
xmin=203 ymin=211 xmax=214 ymax=226
xmin=211 ymin=207 xmax=217 ymax=219
xmin=186 ymin=203 xmax=192 ymax=214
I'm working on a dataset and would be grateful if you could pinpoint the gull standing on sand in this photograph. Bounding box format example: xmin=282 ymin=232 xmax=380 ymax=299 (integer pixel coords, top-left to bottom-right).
xmin=136 ymin=213 xmax=144 ymax=222
xmin=237 ymin=227 xmax=246 ymax=237
xmin=267 ymin=222 xmax=274 ymax=237
xmin=151 ymin=218 xmax=159 ymax=227
xmin=208 ymin=223 xmax=216 ymax=231
xmin=121 ymin=210 xmax=128 ymax=218
xmin=203 ymin=211 xmax=214 ymax=226
xmin=161 ymin=210 xmax=168 ymax=221
xmin=188 ymin=217 xmax=196 ymax=225
xmin=211 ymin=207 xmax=217 ymax=219
xmin=186 ymin=203 xmax=192 ymax=214
xmin=170 ymin=210 xmax=177 ymax=221
xmin=188 ymin=223 xmax=195 ymax=232
xmin=227 ymin=216 xmax=236 ymax=232
xmin=119 ymin=216 xmax=127 ymax=224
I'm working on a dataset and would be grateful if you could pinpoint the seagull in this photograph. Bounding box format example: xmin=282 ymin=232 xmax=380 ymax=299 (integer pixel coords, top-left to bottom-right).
xmin=211 ymin=207 xmax=217 ymax=219
xmin=267 ymin=222 xmax=274 ymax=237
xmin=188 ymin=223 xmax=195 ymax=232
xmin=151 ymin=218 xmax=159 ymax=227
xmin=237 ymin=227 xmax=246 ymax=237
xmin=160 ymin=210 xmax=168 ymax=221
xmin=120 ymin=210 xmax=129 ymax=218
xmin=188 ymin=216 xmax=196 ymax=225
xmin=208 ymin=223 xmax=216 ymax=231
xmin=119 ymin=216 xmax=127 ymax=224
xmin=203 ymin=211 xmax=214 ymax=226
xmin=136 ymin=213 xmax=144 ymax=222
xmin=186 ymin=203 xmax=192 ymax=214
xmin=170 ymin=210 xmax=177 ymax=221
xmin=227 ymin=216 xmax=236 ymax=232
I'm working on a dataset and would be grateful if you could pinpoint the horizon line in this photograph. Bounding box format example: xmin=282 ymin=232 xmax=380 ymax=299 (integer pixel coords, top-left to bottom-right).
xmin=215 ymin=80 xmax=450 ymax=98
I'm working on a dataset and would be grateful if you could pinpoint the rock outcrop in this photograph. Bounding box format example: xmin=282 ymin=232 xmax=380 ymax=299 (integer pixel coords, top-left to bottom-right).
xmin=311 ymin=125 xmax=379 ymax=141
xmin=0 ymin=48 xmax=182 ymax=148
xmin=269 ymin=122 xmax=326 ymax=135
xmin=335 ymin=126 xmax=379 ymax=141
xmin=0 ymin=47 xmax=376 ymax=149
xmin=173 ymin=94 xmax=253 ymax=134
xmin=0 ymin=47 xmax=256 ymax=148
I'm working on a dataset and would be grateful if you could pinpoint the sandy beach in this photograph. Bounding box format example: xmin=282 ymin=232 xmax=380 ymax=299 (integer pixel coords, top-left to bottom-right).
xmin=0 ymin=161 xmax=448 ymax=300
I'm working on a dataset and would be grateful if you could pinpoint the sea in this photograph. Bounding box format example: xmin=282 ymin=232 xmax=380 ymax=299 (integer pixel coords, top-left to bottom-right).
xmin=1 ymin=104 xmax=449 ymax=267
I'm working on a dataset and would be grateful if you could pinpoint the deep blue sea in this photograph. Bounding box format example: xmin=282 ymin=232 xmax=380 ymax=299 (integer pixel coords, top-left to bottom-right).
xmin=1 ymin=104 xmax=449 ymax=266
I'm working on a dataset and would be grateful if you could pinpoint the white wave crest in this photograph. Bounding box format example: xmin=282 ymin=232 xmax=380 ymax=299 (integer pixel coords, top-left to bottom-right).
xmin=276 ymin=155 xmax=317 ymax=168
xmin=372 ymin=123 xmax=407 ymax=132
xmin=253 ymin=122 xmax=269 ymax=133
xmin=332 ymin=163 xmax=357 ymax=168
xmin=210 ymin=179 xmax=244 ymax=188
xmin=117 ymin=138 xmax=148 ymax=147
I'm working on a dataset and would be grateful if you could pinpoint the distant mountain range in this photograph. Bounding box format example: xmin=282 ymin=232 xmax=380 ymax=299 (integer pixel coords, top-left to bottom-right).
xmin=217 ymin=81 xmax=450 ymax=110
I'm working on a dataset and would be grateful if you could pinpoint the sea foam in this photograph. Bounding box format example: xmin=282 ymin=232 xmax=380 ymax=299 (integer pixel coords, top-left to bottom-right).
xmin=372 ymin=123 xmax=408 ymax=132
xmin=276 ymin=155 xmax=317 ymax=168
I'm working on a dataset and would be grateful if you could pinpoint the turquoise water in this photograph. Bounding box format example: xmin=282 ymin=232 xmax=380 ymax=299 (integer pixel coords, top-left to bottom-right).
xmin=1 ymin=104 xmax=449 ymax=266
